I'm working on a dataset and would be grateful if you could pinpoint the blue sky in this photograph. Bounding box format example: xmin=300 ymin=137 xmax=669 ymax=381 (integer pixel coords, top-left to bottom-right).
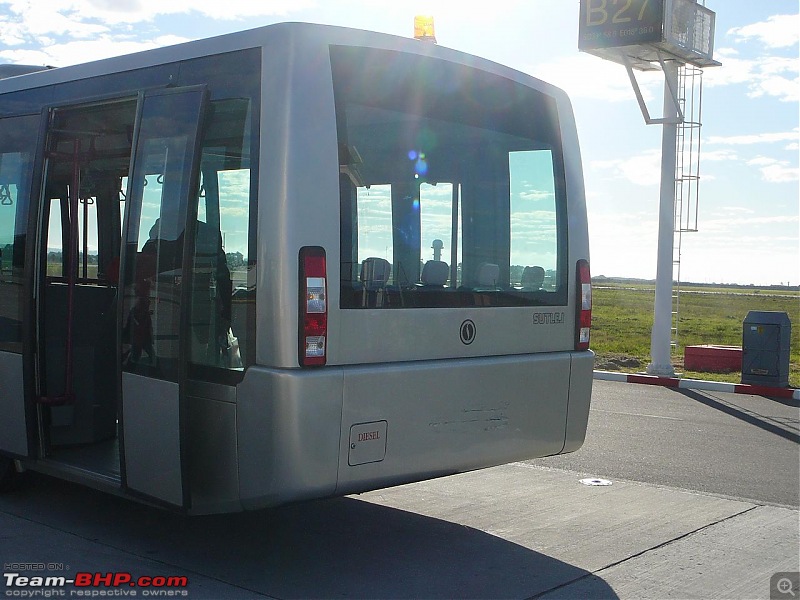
xmin=1 ymin=0 xmax=797 ymax=286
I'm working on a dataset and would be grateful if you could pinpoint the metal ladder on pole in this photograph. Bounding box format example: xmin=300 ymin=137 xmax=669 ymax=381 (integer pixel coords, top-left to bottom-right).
xmin=672 ymin=63 xmax=704 ymax=350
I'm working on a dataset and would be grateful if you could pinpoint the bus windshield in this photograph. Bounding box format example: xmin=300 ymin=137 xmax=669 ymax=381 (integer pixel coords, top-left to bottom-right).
xmin=333 ymin=46 xmax=568 ymax=309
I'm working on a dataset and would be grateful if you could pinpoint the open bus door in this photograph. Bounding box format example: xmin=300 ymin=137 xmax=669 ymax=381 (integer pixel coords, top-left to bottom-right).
xmin=36 ymin=100 xmax=130 ymax=466
xmin=0 ymin=113 xmax=41 ymax=477
xmin=119 ymin=86 xmax=208 ymax=509
xmin=34 ymin=86 xmax=206 ymax=508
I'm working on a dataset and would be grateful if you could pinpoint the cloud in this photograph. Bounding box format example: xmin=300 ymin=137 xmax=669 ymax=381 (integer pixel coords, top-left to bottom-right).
xmin=590 ymin=150 xmax=662 ymax=186
xmin=715 ymin=207 xmax=755 ymax=215
xmin=0 ymin=34 xmax=191 ymax=66
xmin=728 ymin=14 xmax=800 ymax=49
xmin=0 ymin=3 xmax=108 ymax=40
xmin=679 ymin=233 xmax=799 ymax=285
xmin=701 ymin=149 xmax=738 ymax=162
xmin=746 ymin=156 xmax=799 ymax=183
xmin=590 ymin=143 xmax=797 ymax=191
xmin=585 ymin=211 xmax=660 ymax=279
xmin=706 ymin=214 xmax=799 ymax=228
xmin=672 ymin=194 xmax=799 ymax=285
xmin=702 ymin=131 xmax=799 ymax=183
xmin=705 ymin=129 xmax=800 ymax=146
xmin=527 ymin=54 xmax=662 ymax=103
xmin=747 ymin=56 xmax=800 ymax=102
xmin=519 ymin=190 xmax=555 ymax=202
xmin=747 ymin=157 xmax=776 ymax=166
xmin=0 ymin=0 xmax=317 ymax=25
xmin=220 ymin=206 xmax=248 ymax=218
xmin=704 ymin=48 xmax=799 ymax=103
xmin=0 ymin=0 xmax=318 ymax=66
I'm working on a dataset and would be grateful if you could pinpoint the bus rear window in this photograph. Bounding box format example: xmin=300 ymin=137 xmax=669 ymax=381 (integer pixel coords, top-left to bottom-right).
xmin=333 ymin=46 xmax=568 ymax=309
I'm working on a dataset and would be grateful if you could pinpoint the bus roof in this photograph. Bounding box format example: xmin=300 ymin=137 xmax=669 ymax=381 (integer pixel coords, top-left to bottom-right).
xmin=0 ymin=22 xmax=569 ymax=104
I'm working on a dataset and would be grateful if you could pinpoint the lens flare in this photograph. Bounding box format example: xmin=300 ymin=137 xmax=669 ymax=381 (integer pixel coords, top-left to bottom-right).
xmin=409 ymin=149 xmax=429 ymax=177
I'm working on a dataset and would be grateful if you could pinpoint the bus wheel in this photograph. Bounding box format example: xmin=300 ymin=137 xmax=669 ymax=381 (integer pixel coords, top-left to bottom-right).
xmin=0 ymin=455 xmax=19 ymax=492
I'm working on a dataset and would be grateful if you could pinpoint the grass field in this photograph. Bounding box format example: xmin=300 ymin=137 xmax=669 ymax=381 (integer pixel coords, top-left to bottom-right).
xmin=592 ymin=283 xmax=800 ymax=388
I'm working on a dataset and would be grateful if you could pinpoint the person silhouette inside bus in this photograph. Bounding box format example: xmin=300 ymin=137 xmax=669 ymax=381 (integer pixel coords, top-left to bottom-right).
xmin=521 ymin=265 xmax=545 ymax=291
xmin=122 ymin=222 xmax=160 ymax=365
xmin=190 ymin=219 xmax=233 ymax=365
xmin=145 ymin=218 xmax=233 ymax=361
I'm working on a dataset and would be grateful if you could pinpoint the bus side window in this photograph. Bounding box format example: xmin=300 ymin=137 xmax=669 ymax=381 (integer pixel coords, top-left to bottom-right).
xmin=76 ymin=196 xmax=99 ymax=281
xmin=0 ymin=117 xmax=38 ymax=352
xmin=45 ymin=197 xmax=67 ymax=279
xmin=187 ymin=99 xmax=254 ymax=375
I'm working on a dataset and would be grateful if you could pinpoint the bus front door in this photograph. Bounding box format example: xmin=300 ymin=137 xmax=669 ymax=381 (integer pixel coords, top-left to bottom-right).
xmin=119 ymin=87 xmax=207 ymax=509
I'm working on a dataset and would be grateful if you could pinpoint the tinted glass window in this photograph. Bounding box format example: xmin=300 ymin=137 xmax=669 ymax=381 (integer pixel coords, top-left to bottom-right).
xmin=44 ymin=196 xmax=104 ymax=281
xmin=333 ymin=46 xmax=567 ymax=309
xmin=0 ymin=115 xmax=38 ymax=351
xmin=187 ymin=99 xmax=255 ymax=375
xmin=121 ymin=89 xmax=205 ymax=381
xmin=509 ymin=150 xmax=560 ymax=291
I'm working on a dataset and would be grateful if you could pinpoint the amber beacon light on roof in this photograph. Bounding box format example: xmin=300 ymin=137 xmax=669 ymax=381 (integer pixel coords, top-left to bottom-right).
xmin=414 ymin=15 xmax=437 ymax=43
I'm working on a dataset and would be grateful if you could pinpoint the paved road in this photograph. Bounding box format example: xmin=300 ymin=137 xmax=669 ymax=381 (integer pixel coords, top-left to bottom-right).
xmin=532 ymin=379 xmax=800 ymax=507
xmin=0 ymin=379 xmax=797 ymax=599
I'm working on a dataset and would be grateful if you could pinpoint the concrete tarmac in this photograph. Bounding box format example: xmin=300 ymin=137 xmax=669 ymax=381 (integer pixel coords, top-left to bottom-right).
xmin=1 ymin=379 xmax=798 ymax=599
xmin=533 ymin=380 xmax=800 ymax=507
xmin=1 ymin=464 xmax=797 ymax=599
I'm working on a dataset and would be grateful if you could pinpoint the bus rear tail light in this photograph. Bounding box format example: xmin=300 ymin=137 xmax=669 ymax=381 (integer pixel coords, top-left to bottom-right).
xmin=299 ymin=246 xmax=327 ymax=366
xmin=576 ymin=259 xmax=591 ymax=351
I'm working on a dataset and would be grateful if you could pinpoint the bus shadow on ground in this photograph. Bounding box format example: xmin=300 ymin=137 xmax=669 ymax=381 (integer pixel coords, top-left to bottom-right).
xmin=2 ymin=474 xmax=617 ymax=599
xmin=678 ymin=388 xmax=800 ymax=443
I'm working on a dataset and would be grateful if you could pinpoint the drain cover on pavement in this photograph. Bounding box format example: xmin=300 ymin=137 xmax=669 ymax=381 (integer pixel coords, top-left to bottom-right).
xmin=579 ymin=477 xmax=612 ymax=486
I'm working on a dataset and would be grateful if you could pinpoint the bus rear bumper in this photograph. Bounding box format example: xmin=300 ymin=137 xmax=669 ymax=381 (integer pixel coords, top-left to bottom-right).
xmin=236 ymin=351 xmax=593 ymax=510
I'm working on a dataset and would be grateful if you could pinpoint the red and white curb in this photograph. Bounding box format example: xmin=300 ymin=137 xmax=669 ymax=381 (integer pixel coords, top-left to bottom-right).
xmin=594 ymin=370 xmax=800 ymax=400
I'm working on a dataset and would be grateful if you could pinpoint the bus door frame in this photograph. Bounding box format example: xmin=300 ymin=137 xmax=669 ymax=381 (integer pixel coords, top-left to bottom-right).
xmin=0 ymin=111 xmax=47 ymax=461
xmin=118 ymin=85 xmax=208 ymax=510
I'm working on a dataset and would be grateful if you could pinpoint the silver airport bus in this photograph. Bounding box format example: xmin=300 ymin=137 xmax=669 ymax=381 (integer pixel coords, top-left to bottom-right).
xmin=0 ymin=22 xmax=593 ymax=514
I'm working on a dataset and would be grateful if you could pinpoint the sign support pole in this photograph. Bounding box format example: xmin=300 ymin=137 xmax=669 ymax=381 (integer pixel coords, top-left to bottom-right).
xmin=577 ymin=0 xmax=719 ymax=377
xmin=648 ymin=60 xmax=680 ymax=377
